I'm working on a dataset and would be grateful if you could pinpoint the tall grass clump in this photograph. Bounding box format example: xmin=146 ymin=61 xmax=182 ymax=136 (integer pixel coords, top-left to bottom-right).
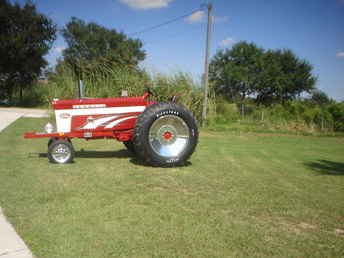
xmin=25 ymin=63 xmax=213 ymax=122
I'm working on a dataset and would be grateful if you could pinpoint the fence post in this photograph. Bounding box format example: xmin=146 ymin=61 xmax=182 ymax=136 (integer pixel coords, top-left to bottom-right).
xmin=241 ymin=103 xmax=245 ymax=119
xmin=79 ymin=80 xmax=85 ymax=99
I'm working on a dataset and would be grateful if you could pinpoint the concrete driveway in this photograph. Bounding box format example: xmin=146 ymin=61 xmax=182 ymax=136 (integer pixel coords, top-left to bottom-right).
xmin=0 ymin=108 xmax=49 ymax=130
xmin=0 ymin=108 xmax=49 ymax=258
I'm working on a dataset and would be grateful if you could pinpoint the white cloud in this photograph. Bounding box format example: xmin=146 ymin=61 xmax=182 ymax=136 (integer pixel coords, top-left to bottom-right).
xmin=212 ymin=16 xmax=228 ymax=23
xmin=185 ymin=10 xmax=205 ymax=23
xmin=336 ymin=52 xmax=344 ymax=58
xmin=185 ymin=11 xmax=228 ymax=24
xmin=54 ymin=46 xmax=66 ymax=54
xmin=119 ymin=0 xmax=173 ymax=9
xmin=219 ymin=37 xmax=236 ymax=48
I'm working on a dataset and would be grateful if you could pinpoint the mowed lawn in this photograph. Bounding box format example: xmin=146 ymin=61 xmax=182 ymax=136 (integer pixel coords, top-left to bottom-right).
xmin=0 ymin=118 xmax=343 ymax=258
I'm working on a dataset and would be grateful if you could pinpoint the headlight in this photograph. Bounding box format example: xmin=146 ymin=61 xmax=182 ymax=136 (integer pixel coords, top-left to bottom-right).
xmin=44 ymin=123 xmax=54 ymax=133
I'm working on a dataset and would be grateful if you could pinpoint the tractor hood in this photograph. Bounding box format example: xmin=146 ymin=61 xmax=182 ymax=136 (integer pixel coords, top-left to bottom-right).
xmin=52 ymin=93 xmax=151 ymax=110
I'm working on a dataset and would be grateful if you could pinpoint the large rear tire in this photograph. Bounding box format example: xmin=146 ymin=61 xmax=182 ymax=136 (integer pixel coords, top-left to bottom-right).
xmin=123 ymin=140 xmax=135 ymax=153
xmin=134 ymin=102 xmax=198 ymax=167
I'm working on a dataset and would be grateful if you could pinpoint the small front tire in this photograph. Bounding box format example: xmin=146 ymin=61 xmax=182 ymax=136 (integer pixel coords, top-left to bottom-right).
xmin=48 ymin=139 xmax=75 ymax=164
xmin=48 ymin=137 xmax=58 ymax=148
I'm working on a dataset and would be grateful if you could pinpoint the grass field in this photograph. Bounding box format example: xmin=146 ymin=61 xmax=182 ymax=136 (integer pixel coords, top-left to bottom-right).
xmin=0 ymin=118 xmax=343 ymax=258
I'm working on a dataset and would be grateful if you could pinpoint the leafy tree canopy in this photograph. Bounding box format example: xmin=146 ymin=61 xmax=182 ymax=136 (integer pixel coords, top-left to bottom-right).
xmin=308 ymin=89 xmax=332 ymax=106
xmin=209 ymin=42 xmax=264 ymax=101
xmin=0 ymin=0 xmax=56 ymax=102
xmin=209 ymin=41 xmax=317 ymax=105
xmin=61 ymin=17 xmax=146 ymax=77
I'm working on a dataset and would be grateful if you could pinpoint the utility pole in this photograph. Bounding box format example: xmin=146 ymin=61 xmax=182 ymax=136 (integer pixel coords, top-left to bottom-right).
xmin=201 ymin=3 xmax=213 ymax=126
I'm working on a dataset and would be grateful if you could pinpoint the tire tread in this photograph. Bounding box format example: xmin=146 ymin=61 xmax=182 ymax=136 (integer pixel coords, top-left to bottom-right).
xmin=133 ymin=102 xmax=198 ymax=167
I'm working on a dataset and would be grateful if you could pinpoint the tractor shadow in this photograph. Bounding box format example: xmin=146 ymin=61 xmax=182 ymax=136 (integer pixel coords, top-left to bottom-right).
xmin=304 ymin=160 xmax=344 ymax=176
xmin=129 ymin=158 xmax=192 ymax=168
xmin=39 ymin=149 xmax=133 ymax=159
xmin=38 ymin=149 xmax=192 ymax=167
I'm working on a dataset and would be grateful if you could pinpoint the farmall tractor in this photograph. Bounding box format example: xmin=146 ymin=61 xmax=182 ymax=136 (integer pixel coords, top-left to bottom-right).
xmin=24 ymin=93 xmax=198 ymax=167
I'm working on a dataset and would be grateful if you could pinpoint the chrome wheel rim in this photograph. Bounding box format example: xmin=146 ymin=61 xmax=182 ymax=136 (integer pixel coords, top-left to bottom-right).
xmin=149 ymin=115 xmax=190 ymax=158
xmin=51 ymin=143 xmax=71 ymax=163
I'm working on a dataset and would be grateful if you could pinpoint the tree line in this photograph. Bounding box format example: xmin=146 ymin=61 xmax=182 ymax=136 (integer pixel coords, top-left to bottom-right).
xmin=0 ymin=0 xmax=343 ymax=132
xmin=0 ymin=0 xmax=324 ymax=106
xmin=209 ymin=42 xmax=317 ymax=105
xmin=0 ymin=0 xmax=145 ymax=103
xmin=0 ymin=0 xmax=56 ymax=102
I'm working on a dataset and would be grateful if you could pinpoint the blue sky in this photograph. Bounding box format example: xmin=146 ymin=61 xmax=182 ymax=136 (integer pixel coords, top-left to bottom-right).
xmin=32 ymin=0 xmax=344 ymax=101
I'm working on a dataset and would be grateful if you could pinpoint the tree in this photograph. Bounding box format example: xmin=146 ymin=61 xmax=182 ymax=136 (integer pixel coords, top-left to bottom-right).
xmin=61 ymin=17 xmax=145 ymax=78
xmin=328 ymin=102 xmax=344 ymax=131
xmin=308 ymin=89 xmax=332 ymax=106
xmin=209 ymin=41 xmax=317 ymax=105
xmin=209 ymin=42 xmax=264 ymax=102
xmin=256 ymin=49 xmax=316 ymax=104
xmin=0 ymin=0 xmax=56 ymax=103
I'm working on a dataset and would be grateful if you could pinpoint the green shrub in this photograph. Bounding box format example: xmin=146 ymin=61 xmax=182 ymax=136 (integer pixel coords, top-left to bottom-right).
xmin=216 ymin=99 xmax=240 ymax=121
xmin=328 ymin=103 xmax=344 ymax=131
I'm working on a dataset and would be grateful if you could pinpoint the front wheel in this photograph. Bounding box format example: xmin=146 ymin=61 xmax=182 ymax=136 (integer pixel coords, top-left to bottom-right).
xmin=48 ymin=139 xmax=75 ymax=164
xmin=134 ymin=102 xmax=198 ymax=167
xmin=48 ymin=137 xmax=58 ymax=148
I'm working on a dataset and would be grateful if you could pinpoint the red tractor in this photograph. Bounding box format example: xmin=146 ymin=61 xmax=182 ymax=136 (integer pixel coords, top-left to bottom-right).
xmin=24 ymin=93 xmax=198 ymax=167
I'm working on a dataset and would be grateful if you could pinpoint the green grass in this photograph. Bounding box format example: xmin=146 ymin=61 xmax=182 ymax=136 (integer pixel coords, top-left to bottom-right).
xmin=1 ymin=118 xmax=343 ymax=258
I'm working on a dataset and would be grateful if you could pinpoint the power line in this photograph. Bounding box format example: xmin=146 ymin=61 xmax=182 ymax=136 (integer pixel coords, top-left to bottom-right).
xmin=128 ymin=8 xmax=203 ymax=37
xmin=142 ymin=25 xmax=204 ymax=46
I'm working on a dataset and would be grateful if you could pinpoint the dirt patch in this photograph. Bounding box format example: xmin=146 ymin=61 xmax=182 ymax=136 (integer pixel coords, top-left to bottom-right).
xmin=150 ymin=186 xmax=166 ymax=191
xmin=224 ymin=155 xmax=236 ymax=163
xmin=247 ymin=132 xmax=303 ymax=137
xmin=148 ymin=185 xmax=194 ymax=195
xmin=275 ymin=220 xmax=302 ymax=235
xmin=335 ymin=228 xmax=344 ymax=234
xmin=299 ymin=222 xmax=317 ymax=230
xmin=273 ymin=221 xmax=319 ymax=235
xmin=249 ymin=156 xmax=264 ymax=164
xmin=256 ymin=215 xmax=318 ymax=235
xmin=199 ymin=131 xmax=222 ymax=137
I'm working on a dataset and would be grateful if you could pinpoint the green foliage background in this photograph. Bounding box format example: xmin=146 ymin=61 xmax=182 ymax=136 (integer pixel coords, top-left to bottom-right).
xmin=1 ymin=10 xmax=342 ymax=134
xmin=16 ymin=62 xmax=343 ymax=134
xmin=0 ymin=0 xmax=56 ymax=102
xmin=209 ymin=42 xmax=317 ymax=104
xmin=33 ymin=64 xmax=208 ymax=122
